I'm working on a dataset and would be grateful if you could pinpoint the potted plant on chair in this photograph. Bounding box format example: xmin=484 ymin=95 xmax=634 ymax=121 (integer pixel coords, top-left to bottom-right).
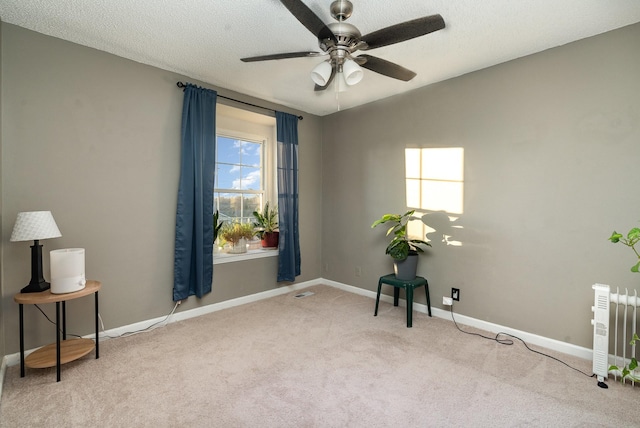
xmin=371 ymin=210 xmax=431 ymax=280
xmin=252 ymin=202 xmax=279 ymax=249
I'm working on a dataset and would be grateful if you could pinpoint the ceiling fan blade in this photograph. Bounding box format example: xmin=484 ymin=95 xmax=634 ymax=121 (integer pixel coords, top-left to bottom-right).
xmin=361 ymin=14 xmax=445 ymax=50
xmin=241 ymin=51 xmax=323 ymax=62
xmin=357 ymin=54 xmax=416 ymax=81
xmin=279 ymin=0 xmax=337 ymax=43
xmin=314 ymin=65 xmax=336 ymax=91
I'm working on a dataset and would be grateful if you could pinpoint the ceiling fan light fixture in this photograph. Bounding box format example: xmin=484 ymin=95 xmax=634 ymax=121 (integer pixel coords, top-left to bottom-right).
xmin=311 ymin=61 xmax=332 ymax=86
xmin=342 ymin=58 xmax=363 ymax=85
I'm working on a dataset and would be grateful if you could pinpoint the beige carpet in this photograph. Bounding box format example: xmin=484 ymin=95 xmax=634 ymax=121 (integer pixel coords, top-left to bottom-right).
xmin=1 ymin=284 xmax=638 ymax=427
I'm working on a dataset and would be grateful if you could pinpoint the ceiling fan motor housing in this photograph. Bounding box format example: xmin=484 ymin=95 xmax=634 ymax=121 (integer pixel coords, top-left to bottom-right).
xmin=321 ymin=21 xmax=361 ymax=63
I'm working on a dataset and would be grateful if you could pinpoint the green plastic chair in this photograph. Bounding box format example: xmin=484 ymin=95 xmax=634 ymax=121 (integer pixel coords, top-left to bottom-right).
xmin=374 ymin=274 xmax=432 ymax=327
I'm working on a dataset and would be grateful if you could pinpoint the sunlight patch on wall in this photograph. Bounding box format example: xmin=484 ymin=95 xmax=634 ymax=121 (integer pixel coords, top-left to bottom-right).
xmin=405 ymin=147 xmax=464 ymax=246
xmin=405 ymin=147 xmax=464 ymax=214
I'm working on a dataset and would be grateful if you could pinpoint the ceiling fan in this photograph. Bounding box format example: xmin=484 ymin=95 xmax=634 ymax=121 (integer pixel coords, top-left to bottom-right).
xmin=241 ymin=0 xmax=445 ymax=91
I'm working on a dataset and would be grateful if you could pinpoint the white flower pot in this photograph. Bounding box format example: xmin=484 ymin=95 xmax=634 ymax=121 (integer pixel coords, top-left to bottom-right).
xmin=228 ymin=238 xmax=248 ymax=254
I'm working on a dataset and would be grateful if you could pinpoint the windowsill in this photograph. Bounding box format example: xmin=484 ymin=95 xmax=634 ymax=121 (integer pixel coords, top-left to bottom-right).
xmin=213 ymin=248 xmax=278 ymax=265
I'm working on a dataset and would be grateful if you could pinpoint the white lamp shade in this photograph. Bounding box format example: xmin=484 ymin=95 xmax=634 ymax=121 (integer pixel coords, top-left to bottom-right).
xmin=311 ymin=61 xmax=332 ymax=86
xmin=10 ymin=211 xmax=62 ymax=242
xmin=342 ymin=59 xmax=363 ymax=86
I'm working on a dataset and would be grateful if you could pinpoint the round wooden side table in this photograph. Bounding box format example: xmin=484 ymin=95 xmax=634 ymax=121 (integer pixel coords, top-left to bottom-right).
xmin=14 ymin=280 xmax=101 ymax=382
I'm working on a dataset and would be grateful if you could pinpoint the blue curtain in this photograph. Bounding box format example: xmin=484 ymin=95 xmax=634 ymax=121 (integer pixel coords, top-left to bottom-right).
xmin=173 ymin=84 xmax=217 ymax=301
xmin=276 ymin=111 xmax=301 ymax=282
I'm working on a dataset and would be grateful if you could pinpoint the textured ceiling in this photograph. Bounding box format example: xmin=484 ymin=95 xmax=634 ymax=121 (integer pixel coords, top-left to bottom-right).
xmin=1 ymin=0 xmax=639 ymax=116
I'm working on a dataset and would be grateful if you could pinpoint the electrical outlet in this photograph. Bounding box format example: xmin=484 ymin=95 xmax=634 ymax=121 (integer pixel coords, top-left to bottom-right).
xmin=452 ymin=288 xmax=460 ymax=301
xmin=355 ymin=266 xmax=362 ymax=277
xmin=443 ymin=296 xmax=453 ymax=306
xmin=324 ymin=263 xmax=329 ymax=272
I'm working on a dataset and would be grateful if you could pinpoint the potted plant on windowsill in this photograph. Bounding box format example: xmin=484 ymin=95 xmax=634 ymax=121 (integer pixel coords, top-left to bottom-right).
xmin=371 ymin=210 xmax=431 ymax=280
xmin=252 ymin=202 xmax=279 ymax=249
xmin=220 ymin=222 xmax=254 ymax=254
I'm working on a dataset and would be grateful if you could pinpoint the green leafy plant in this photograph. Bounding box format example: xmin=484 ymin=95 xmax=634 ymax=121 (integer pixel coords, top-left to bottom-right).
xmin=608 ymin=225 xmax=640 ymax=382
xmin=609 ymin=227 xmax=640 ymax=272
xmin=213 ymin=210 xmax=224 ymax=243
xmin=252 ymin=202 xmax=278 ymax=238
xmin=609 ymin=333 xmax=640 ymax=383
xmin=371 ymin=210 xmax=431 ymax=260
xmin=220 ymin=222 xmax=254 ymax=244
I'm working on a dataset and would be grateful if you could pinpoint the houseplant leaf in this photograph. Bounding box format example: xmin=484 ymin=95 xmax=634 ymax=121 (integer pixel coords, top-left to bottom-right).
xmin=608 ymin=231 xmax=621 ymax=243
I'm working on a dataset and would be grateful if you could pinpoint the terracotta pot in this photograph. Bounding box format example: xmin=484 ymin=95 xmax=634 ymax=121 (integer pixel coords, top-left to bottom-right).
xmin=261 ymin=231 xmax=279 ymax=249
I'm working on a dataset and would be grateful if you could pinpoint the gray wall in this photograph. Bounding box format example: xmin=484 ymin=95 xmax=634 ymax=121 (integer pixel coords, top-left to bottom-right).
xmin=0 ymin=24 xmax=323 ymax=355
xmin=0 ymin=20 xmax=5 ymax=360
xmin=322 ymin=23 xmax=640 ymax=348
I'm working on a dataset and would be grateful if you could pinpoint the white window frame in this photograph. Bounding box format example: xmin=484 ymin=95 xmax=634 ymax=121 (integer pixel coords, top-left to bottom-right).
xmin=214 ymin=131 xmax=267 ymax=223
xmin=214 ymin=105 xmax=278 ymax=264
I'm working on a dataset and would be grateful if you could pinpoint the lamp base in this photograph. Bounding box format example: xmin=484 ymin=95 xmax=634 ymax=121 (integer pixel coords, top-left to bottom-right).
xmin=21 ymin=280 xmax=50 ymax=294
xmin=20 ymin=239 xmax=50 ymax=293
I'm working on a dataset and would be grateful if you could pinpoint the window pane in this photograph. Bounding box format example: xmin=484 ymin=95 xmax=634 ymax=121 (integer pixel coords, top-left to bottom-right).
xmin=217 ymin=136 xmax=241 ymax=164
xmin=241 ymin=141 xmax=261 ymax=168
xmin=219 ymin=164 xmax=242 ymax=189
xmin=244 ymin=194 xmax=261 ymax=220
xmin=217 ymin=193 xmax=242 ymax=220
xmin=240 ymin=167 xmax=261 ymax=190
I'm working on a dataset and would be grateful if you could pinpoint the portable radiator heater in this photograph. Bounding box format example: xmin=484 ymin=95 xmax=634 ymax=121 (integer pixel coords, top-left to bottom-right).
xmin=592 ymin=283 xmax=639 ymax=385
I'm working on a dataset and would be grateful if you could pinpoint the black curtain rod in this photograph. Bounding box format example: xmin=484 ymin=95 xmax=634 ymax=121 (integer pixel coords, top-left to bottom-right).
xmin=176 ymin=82 xmax=303 ymax=120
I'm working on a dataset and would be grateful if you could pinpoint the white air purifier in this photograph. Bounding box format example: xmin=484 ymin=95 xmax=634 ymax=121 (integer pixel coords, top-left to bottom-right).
xmin=50 ymin=248 xmax=86 ymax=294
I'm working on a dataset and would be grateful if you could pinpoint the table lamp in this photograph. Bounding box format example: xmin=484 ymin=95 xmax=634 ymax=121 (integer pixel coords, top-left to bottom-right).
xmin=10 ymin=211 xmax=62 ymax=293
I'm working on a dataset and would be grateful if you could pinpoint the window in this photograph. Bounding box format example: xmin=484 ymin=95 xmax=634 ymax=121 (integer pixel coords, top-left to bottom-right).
xmin=214 ymin=135 xmax=264 ymax=224
xmin=214 ymin=104 xmax=277 ymax=263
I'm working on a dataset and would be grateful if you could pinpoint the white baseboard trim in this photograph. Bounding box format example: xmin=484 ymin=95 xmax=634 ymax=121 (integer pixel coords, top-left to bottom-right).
xmin=170 ymin=279 xmax=321 ymax=323
xmin=323 ymin=278 xmax=593 ymax=361
xmin=2 ymin=276 xmax=591 ymax=372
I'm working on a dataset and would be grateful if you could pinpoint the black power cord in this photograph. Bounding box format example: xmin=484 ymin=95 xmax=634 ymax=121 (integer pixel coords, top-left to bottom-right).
xmin=34 ymin=302 xmax=180 ymax=340
xmin=34 ymin=304 xmax=83 ymax=339
xmin=448 ymin=306 xmax=597 ymax=380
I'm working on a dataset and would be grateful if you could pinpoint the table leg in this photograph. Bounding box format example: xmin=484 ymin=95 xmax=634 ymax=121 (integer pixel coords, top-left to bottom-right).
xmin=62 ymin=301 xmax=67 ymax=340
xmin=95 ymin=291 xmax=100 ymax=359
xmin=407 ymin=286 xmax=413 ymax=328
xmin=394 ymin=287 xmax=400 ymax=307
xmin=19 ymin=304 xmax=25 ymax=378
xmin=424 ymin=281 xmax=432 ymax=317
xmin=56 ymin=301 xmax=61 ymax=382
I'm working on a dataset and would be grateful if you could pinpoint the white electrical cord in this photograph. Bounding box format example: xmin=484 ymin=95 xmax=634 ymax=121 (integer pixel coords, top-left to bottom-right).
xmin=98 ymin=301 xmax=180 ymax=339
